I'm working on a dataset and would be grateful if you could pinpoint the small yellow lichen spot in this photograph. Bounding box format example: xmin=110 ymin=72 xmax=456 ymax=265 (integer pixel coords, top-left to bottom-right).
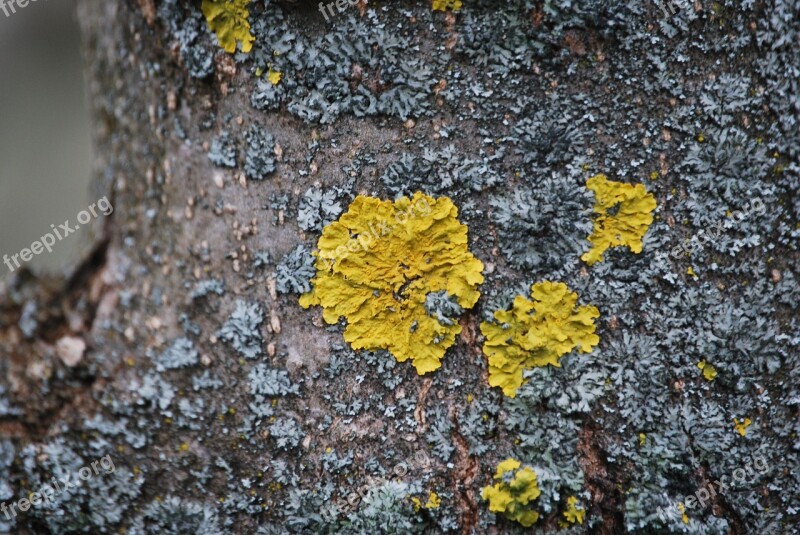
xmin=697 ymin=133 xmax=705 ymax=142
xmin=639 ymin=433 xmax=646 ymax=446
xmin=481 ymin=458 xmax=540 ymax=527
xmin=432 ymin=0 xmax=463 ymax=11
xmin=734 ymin=417 xmax=752 ymax=436
xmin=687 ymin=266 xmax=697 ymax=277
xmin=581 ymin=175 xmax=657 ymax=265
xmin=267 ymin=68 xmax=282 ymax=86
xmin=179 ymin=443 xmax=190 ymax=452
xmin=201 ymin=0 xmax=255 ymax=54
xmin=466 ymin=393 xmax=474 ymax=403
xmin=697 ymin=360 xmax=717 ymax=381
xmin=678 ymin=502 xmax=689 ymax=524
xmin=563 ymin=496 xmax=585 ymax=524
xmin=649 ymin=171 xmax=659 ymax=180
xmin=300 ymin=192 xmax=484 ymax=375
xmin=480 ymin=281 xmax=599 ymax=397
xmin=425 ymin=491 xmax=441 ymax=509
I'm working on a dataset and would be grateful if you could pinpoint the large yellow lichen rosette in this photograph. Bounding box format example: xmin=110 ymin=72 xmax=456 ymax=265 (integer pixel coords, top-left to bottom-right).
xmin=300 ymin=192 xmax=484 ymax=374
xmin=201 ymin=0 xmax=255 ymax=54
xmin=581 ymin=174 xmax=656 ymax=265
xmin=481 ymin=281 xmax=600 ymax=397
xmin=481 ymin=458 xmax=541 ymax=527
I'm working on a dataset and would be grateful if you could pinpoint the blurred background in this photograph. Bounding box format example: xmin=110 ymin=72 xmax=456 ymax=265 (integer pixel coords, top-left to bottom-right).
xmin=0 ymin=0 xmax=93 ymax=275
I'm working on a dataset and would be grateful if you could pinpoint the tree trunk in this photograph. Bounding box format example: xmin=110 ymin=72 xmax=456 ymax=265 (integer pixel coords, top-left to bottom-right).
xmin=1 ymin=0 xmax=798 ymax=534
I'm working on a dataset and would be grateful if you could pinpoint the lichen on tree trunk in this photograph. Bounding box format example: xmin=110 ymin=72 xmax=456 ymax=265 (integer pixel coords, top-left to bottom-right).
xmin=1 ymin=0 xmax=798 ymax=534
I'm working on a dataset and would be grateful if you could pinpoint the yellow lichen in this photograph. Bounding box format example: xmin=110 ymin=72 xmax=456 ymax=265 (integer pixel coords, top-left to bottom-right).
xmin=678 ymin=502 xmax=689 ymax=524
xmin=697 ymin=360 xmax=717 ymax=381
xmin=734 ymin=417 xmax=752 ymax=436
xmin=300 ymin=192 xmax=484 ymax=375
xmin=581 ymin=174 xmax=657 ymax=265
xmin=201 ymin=0 xmax=255 ymax=54
xmin=480 ymin=282 xmax=600 ymax=397
xmin=425 ymin=491 xmax=441 ymax=509
xmin=432 ymin=0 xmax=463 ymax=11
xmin=481 ymin=458 xmax=541 ymax=527
xmin=412 ymin=491 xmax=442 ymax=511
xmin=267 ymin=68 xmax=282 ymax=86
xmin=563 ymin=496 xmax=586 ymax=524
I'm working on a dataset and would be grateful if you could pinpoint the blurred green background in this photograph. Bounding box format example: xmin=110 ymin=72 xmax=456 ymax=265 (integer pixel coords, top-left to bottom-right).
xmin=0 ymin=0 xmax=93 ymax=275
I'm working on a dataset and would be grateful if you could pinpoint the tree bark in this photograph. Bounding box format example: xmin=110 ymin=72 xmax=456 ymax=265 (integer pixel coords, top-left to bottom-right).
xmin=1 ymin=0 xmax=798 ymax=534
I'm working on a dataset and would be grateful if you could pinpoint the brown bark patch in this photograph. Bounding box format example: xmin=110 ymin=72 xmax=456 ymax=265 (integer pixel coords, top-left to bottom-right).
xmin=576 ymin=423 xmax=624 ymax=534
xmin=450 ymin=410 xmax=480 ymax=535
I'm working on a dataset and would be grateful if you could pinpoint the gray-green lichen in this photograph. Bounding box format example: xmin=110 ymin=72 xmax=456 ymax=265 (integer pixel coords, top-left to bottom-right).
xmin=217 ymin=300 xmax=265 ymax=360
xmin=0 ymin=0 xmax=797 ymax=533
xmin=245 ymin=123 xmax=277 ymax=180
xmin=275 ymin=244 xmax=315 ymax=295
xmin=208 ymin=131 xmax=238 ymax=168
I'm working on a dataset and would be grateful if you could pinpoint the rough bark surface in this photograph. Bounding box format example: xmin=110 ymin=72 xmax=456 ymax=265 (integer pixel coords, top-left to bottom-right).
xmin=1 ymin=0 xmax=798 ymax=534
